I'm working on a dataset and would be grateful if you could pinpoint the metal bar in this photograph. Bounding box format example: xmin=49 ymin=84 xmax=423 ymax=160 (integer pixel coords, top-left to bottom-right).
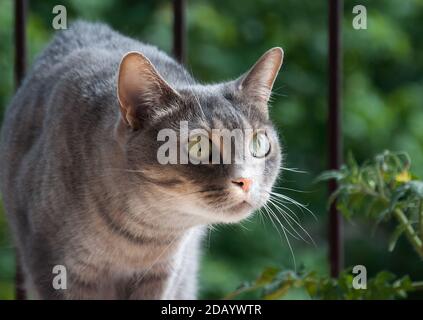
xmin=14 ymin=0 xmax=27 ymax=87
xmin=14 ymin=0 xmax=28 ymax=300
xmin=328 ymin=0 xmax=344 ymax=277
xmin=172 ymin=0 xmax=186 ymax=64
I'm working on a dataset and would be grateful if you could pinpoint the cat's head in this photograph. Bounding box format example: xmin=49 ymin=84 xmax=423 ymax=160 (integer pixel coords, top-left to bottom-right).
xmin=116 ymin=48 xmax=283 ymax=225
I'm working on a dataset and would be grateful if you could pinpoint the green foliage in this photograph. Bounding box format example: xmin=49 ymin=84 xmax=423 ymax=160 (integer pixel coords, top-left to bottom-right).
xmin=317 ymin=150 xmax=423 ymax=258
xmin=226 ymin=266 xmax=417 ymax=300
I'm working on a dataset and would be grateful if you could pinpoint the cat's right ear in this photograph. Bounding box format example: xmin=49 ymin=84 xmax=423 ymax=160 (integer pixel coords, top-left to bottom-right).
xmin=235 ymin=47 xmax=284 ymax=109
xmin=117 ymin=51 xmax=180 ymax=130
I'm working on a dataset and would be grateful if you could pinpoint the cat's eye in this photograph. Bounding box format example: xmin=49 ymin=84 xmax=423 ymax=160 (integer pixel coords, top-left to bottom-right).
xmin=250 ymin=131 xmax=271 ymax=158
xmin=188 ymin=134 xmax=212 ymax=163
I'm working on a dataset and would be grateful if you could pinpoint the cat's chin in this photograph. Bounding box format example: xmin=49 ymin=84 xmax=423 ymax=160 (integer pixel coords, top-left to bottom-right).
xmin=227 ymin=200 xmax=253 ymax=212
xmin=183 ymin=201 xmax=255 ymax=225
xmin=211 ymin=201 xmax=256 ymax=224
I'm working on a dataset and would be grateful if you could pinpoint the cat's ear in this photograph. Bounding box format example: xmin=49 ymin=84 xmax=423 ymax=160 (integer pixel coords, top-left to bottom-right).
xmin=117 ymin=51 xmax=180 ymax=130
xmin=236 ymin=47 xmax=284 ymax=107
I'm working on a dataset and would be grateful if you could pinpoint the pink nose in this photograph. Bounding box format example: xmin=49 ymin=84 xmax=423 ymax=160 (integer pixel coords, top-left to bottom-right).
xmin=232 ymin=178 xmax=252 ymax=192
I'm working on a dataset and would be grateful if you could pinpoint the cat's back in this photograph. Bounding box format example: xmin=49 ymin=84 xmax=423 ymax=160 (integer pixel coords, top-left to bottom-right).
xmin=32 ymin=21 xmax=188 ymax=90
xmin=0 ymin=21 xmax=189 ymax=209
xmin=31 ymin=21 xmax=180 ymax=78
xmin=0 ymin=22 xmax=125 ymax=181
xmin=1 ymin=21 xmax=190 ymax=149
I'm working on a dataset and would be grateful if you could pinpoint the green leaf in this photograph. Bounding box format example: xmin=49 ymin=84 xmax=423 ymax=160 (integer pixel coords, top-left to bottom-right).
xmin=314 ymin=170 xmax=344 ymax=183
xmin=346 ymin=151 xmax=359 ymax=173
xmin=255 ymin=267 xmax=279 ymax=286
xmin=263 ymin=281 xmax=292 ymax=300
xmin=304 ymin=279 xmax=318 ymax=297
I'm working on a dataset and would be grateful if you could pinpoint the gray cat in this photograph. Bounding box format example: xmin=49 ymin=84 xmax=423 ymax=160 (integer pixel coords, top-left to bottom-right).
xmin=0 ymin=21 xmax=283 ymax=299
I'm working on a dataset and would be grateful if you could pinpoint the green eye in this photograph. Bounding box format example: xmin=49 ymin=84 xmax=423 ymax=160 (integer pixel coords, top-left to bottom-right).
xmin=188 ymin=134 xmax=212 ymax=162
xmin=250 ymin=131 xmax=270 ymax=158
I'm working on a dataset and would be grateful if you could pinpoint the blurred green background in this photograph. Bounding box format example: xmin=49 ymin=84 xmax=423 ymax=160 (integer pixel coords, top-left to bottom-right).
xmin=1 ymin=0 xmax=423 ymax=299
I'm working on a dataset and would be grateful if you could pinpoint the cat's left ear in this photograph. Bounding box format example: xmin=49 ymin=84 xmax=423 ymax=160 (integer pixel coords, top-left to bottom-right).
xmin=236 ymin=47 xmax=284 ymax=108
xmin=117 ymin=51 xmax=180 ymax=130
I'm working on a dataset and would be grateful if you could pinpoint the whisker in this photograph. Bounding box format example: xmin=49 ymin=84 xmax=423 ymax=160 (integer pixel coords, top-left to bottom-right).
xmin=262 ymin=203 xmax=297 ymax=270
xmin=256 ymin=208 xmax=267 ymax=228
xmin=270 ymin=191 xmax=317 ymax=221
xmin=273 ymin=186 xmax=311 ymax=193
xmin=269 ymin=198 xmax=316 ymax=247
xmin=266 ymin=203 xmax=300 ymax=241
xmin=262 ymin=204 xmax=284 ymax=241
xmin=279 ymin=220 xmax=297 ymax=271
xmin=280 ymin=167 xmax=308 ymax=174
xmin=269 ymin=201 xmax=304 ymax=240
xmin=269 ymin=196 xmax=301 ymax=222
xmin=268 ymin=198 xmax=310 ymax=244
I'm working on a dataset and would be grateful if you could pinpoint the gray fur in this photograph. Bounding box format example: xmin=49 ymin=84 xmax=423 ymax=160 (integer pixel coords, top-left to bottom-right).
xmin=0 ymin=21 xmax=282 ymax=299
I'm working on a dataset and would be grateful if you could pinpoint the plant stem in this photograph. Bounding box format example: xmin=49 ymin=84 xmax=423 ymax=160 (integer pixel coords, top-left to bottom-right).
xmin=223 ymin=284 xmax=261 ymax=300
xmin=393 ymin=208 xmax=423 ymax=260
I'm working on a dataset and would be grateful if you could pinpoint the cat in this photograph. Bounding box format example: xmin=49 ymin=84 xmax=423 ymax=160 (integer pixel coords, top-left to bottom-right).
xmin=0 ymin=21 xmax=283 ymax=299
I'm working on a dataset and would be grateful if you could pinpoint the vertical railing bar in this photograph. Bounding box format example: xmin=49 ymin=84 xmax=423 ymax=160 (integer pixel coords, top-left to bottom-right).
xmin=14 ymin=0 xmax=28 ymax=300
xmin=173 ymin=0 xmax=186 ymax=64
xmin=15 ymin=0 xmax=27 ymax=88
xmin=328 ymin=0 xmax=344 ymax=277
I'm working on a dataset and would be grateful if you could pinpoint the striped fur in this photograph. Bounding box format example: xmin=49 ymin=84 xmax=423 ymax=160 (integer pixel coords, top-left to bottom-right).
xmin=0 ymin=21 xmax=283 ymax=299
